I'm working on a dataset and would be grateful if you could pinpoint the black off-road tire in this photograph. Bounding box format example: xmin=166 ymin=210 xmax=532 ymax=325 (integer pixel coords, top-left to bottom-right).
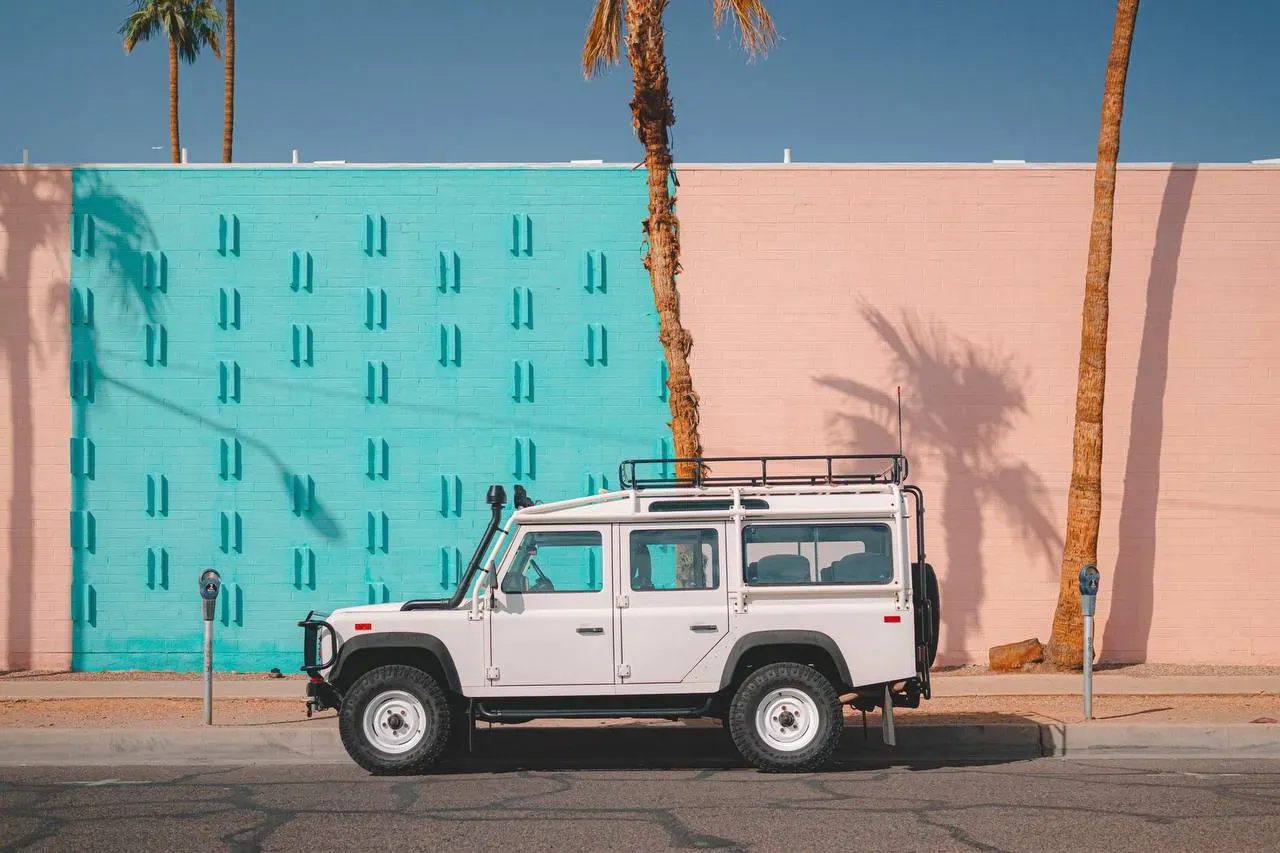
xmin=922 ymin=562 xmax=941 ymax=669
xmin=338 ymin=665 xmax=452 ymax=775
xmin=728 ymin=662 xmax=843 ymax=773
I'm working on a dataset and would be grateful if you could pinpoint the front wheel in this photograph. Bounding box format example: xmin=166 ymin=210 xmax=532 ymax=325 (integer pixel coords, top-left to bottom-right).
xmin=338 ymin=665 xmax=452 ymax=774
xmin=728 ymin=662 xmax=843 ymax=773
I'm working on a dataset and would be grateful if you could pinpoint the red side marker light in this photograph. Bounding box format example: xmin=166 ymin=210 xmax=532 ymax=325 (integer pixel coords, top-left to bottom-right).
xmin=884 ymin=615 xmax=902 ymax=623
xmin=355 ymin=622 xmax=372 ymax=631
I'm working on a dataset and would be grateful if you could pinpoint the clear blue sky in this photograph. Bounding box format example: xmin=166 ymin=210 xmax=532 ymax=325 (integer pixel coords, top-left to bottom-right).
xmin=2 ymin=1 xmax=1277 ymax=165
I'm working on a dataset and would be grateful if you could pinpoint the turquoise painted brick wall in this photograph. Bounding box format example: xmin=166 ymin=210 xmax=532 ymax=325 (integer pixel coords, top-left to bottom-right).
xmin=68 ymin=166 xmax=670 ymax=671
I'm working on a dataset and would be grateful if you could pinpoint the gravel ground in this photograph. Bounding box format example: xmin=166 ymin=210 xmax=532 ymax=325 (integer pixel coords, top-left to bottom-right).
xmin=2 ymin=694 xmax=1277 ymax=729
xmin=8 ymin=662 xmax=1280 ymax=680
xmin=935 ymin=662 xmax=1280 ymax=677
xmin=0 ymin=670 xmax=307 ymax=681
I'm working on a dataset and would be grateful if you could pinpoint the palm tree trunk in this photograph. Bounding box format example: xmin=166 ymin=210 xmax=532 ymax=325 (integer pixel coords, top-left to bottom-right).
xmin=222 ymin=0 xmax=236 ymax=163
xmin=1046 ymin=0 xmax=1140 ymax=667
xmin=624 ymin=0 xmax=704 ymax=482
xmin=168 ymin=37 xmax=181 ymax=164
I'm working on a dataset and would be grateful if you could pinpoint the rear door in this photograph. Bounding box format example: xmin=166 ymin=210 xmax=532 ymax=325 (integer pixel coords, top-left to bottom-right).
xmin=617 ymin=523 xmax=729 ymax=684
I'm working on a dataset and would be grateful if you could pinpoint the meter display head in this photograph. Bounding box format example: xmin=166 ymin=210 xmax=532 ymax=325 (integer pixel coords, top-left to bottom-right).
xmin=1078 ymin=563 xmax=1100 ymax=596
xmin=199 ymin=569 xmax=222 ymax=601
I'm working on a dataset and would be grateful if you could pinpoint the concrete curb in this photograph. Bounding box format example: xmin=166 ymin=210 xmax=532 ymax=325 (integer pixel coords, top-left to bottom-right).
xmin=1 ymin=723 xmax=1275 ymax=766
xmin=4 ymin=673 xmax=1279 ymax=700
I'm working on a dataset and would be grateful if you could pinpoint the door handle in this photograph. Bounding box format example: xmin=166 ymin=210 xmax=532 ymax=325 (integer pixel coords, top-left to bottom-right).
xmin=576 ymin=626 xmax=604 ymax=635
xmin=690 ymin=624 xmax=719 ymax=633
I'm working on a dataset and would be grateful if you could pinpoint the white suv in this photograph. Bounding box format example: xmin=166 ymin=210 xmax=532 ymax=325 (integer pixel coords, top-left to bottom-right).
xmin=300 ymin=454 xmax=939 ymax=773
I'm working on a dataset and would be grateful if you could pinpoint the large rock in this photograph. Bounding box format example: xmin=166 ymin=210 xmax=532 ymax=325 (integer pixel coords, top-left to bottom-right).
xmin=989 ymin=638 xmax=1045 ymax=672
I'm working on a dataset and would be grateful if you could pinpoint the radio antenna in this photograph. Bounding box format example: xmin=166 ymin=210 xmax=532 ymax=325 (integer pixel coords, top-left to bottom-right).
xmin=896 ymin=386 xmax=904 ymax=457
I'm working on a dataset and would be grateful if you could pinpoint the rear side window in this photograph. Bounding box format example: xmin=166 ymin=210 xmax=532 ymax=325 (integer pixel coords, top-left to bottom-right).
xmin=630 ymin=529 xmax=720 ymax=591
xmin=743 ymin=523 xmax=893 ymax=586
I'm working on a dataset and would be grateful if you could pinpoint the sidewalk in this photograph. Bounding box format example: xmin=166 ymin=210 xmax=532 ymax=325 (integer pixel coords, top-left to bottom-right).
xmin=1 ymin=716 xmax=1277 ymax=767
xmin=2 ymin=671 xmax=1277 ymax=766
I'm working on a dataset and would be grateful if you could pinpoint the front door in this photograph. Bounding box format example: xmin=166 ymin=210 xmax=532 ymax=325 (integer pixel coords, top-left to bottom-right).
xmin=489 ymin=526 xmax=615 ymax=688
xmin=618 ymin=523 xmax=730 ymax=684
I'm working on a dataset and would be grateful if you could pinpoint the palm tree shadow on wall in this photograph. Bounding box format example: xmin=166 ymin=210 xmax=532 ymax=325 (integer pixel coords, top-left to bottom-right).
xmin=1102 ymin=167 xmax=1197 ymax=661
xmin=65 ymin=172 xmax=342 ymax=550
xmin=0 ymin=169 xmax=161 ymax=666
xmin=62 ymin=172 xmax=165 ymax=647
xmin=815 ymin=306 xmax=1062 ymax=662
xmin=3 ymin=173 xmax=341 ymax=670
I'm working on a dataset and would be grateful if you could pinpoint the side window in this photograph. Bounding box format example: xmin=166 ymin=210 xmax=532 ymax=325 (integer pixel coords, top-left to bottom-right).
xmin=630 ymin=529 xmax=720 ymax=591
xmin=501 ymin=530 xmax=603 ymax=594
xmin=743 ymin=524 xmax=893 ymax=586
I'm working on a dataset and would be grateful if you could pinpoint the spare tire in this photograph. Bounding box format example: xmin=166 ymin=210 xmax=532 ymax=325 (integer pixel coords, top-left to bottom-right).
xmin=918 ymin=562 xmax=941 ymax=669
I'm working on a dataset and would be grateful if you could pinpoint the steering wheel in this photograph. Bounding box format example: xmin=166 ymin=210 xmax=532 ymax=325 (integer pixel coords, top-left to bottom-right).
xmin=527 ymin=559 xmax=555 ymax=592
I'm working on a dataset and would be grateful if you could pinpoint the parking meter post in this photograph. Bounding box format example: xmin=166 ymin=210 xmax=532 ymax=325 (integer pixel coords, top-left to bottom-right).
xmin=1078 ymin=564 xmax=1100 ymax=720
xmin=203 ymin=620 xmax=213 ymax=724
xmin=198 ymin=570 xmax=222 ymax=726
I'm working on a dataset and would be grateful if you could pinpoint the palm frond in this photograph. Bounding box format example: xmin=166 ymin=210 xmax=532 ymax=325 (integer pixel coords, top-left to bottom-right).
xmin=582 ymin=0 xmax=625 ymax=78
xmin=119 ymin=3 xmax=162 ymax=53
xmin=711 ymin=0 xmax=777 ymax=56
xmin=122 ymin=0 xmax=221 ymax=62
xmin=192 ymin=0 xmax=224 ymax=60
xmin=173 ymin=0 xmax=223 ymax=64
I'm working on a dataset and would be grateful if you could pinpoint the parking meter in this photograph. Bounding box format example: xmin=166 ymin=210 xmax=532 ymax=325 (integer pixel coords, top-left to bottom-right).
xmin=1078 ymin=563 xmax=1100 ymax=719
xmin=1078 ymin=563 xmax=1099 ymax=617
xmin=199 ymin=569 xmax=222 ymax=621
xmin=198 ymin=569 xmax=221 ymax=724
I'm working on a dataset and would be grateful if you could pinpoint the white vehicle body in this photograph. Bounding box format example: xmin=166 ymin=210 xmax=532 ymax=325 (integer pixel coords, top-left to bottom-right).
xmin=301 ymin=454 xmax=938 ymax=773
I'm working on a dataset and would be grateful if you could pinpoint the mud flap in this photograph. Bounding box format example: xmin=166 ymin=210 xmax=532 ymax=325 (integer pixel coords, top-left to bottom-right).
xmin=882 ymin=683 xmax=896 ymax=746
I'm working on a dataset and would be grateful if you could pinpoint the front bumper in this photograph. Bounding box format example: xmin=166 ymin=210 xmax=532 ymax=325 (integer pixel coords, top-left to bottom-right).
xmin=305 ymin=678 xmax=342 ymax=717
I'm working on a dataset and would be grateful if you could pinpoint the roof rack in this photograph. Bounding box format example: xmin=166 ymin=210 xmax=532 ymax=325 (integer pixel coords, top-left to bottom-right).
xmin=618 ymin=454 xmax=909 ymax=490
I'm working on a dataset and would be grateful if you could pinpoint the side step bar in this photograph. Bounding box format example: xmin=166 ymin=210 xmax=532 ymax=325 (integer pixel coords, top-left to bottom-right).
xmin=474 ymin=698 xmax=715 ymax=723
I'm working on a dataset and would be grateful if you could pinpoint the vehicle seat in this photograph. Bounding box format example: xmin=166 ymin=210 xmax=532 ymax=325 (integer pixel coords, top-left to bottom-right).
xmin=753 ymin=554 xmax=811 ymax=584
xmin=631 ymin=547 xmax=654 ymax=590
xmin=828 ymin=552 xmax=892 ymax=584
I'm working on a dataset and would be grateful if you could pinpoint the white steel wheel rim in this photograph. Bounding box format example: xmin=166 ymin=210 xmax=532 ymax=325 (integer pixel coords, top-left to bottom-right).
xmin=755 ymin=688 xmax=821 ymax=753
xmin=362 ymin=690 xmax=429 ymax=755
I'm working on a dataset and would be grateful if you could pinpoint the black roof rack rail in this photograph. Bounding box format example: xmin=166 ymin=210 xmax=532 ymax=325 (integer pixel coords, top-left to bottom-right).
xmin=618 ymin=453 xmax=909 ymax=490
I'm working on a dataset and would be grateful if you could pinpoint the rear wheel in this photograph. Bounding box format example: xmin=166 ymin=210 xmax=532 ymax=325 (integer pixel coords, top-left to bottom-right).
xmin=728 ymin=662 xmax=842 ymax=773
xmin=339 ymin=665 xmax=452 ymax=774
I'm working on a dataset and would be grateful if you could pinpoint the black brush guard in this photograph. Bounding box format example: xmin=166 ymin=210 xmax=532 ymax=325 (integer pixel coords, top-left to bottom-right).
xmin=299 ymin=611 xmax=340 ymax=716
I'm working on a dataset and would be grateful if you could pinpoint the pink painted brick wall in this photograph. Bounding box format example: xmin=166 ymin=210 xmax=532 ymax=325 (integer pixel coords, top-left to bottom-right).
xmin=677 ymin=165 xmax=1280 ymax=665
xmin=0 ymin=167 xmax=73 ymax=671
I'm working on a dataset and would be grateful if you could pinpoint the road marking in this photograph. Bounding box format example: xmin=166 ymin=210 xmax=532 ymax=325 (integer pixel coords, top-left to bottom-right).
xmin=67 ymin=779 xmax=152 ymax=787
xmin=1179 ymin=772 xmax=1244 ymax=779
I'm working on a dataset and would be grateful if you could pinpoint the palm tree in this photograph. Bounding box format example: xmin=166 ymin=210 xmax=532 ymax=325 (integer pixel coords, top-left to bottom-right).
xmin=582 ymin=0 xmax=776 ymax=482
xmin=120 ymin=0 xmax=223 ymax=164
xmin=1045 ymin=0 xmax=1141 ymax=668
xmin=222 ymin=0 xmax=235 ymax=162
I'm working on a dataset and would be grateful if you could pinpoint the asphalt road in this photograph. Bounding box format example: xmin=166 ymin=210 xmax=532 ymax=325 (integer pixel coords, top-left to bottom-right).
xmin=2 ymin=748 xmax=1278 ymax=852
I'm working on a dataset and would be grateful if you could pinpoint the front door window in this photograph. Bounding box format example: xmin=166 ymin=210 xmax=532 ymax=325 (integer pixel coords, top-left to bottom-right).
xmin=501 ymin=531 xmax=604 ymax=594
